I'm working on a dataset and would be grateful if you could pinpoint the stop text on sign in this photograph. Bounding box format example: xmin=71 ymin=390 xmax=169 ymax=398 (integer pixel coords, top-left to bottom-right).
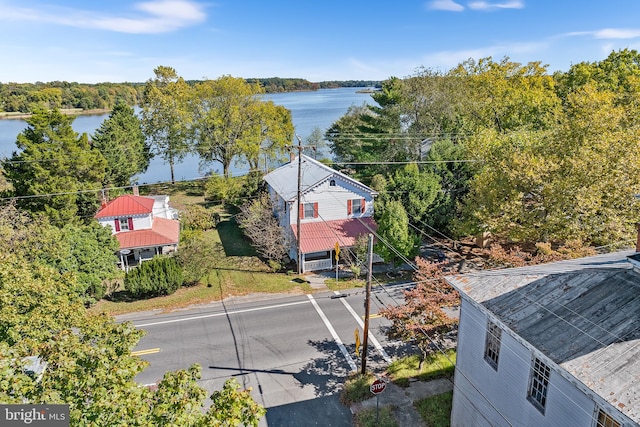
xmin=370 ymin=379 xmax=386 ymax=394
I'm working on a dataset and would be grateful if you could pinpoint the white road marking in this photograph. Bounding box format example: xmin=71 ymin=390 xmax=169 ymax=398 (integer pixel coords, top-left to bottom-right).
xmin=334 ymin=291 xmax=392 ymax=363
xmin=307 ymin=294 xmax=357 ymax=372
xmin=135 ymin=300 xmax=311 ymax=327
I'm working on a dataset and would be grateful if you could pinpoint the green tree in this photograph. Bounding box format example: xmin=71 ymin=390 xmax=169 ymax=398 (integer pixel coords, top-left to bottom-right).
xmin=0 ymin=237 xmax=265 ymax=426
xmin=374 ymin=200 xmax=418 ymax=266
xmin=388 ymin=163 xmax=441 ymax=226
xmin=450 ymin=57 xmax=561 ymax=133
xmin=140 ymin=66 xmax=192 ymax=184
xmin=92 ymin=101 xmax=151 ymax=187
xmin=0 ymin=203 xmax=120 ymax=301
xmin=201 ymin=378 xmax=266 ymax=426
xmin=192 ymin=76 xmax=293 ymax=178
xmin=2 ymin=108 xmax=106 ymax=226
xmin=425 ymin=138 xmax=474 ymax=233
xmin=304 ymin=126 xmax=327 ymax=160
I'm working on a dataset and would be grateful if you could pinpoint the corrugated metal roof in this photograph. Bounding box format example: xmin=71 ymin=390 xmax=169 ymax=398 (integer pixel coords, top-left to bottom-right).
xmin=446 ymin=251 xmax=640 ymax=423
xmin=264 ymin=154 xmax=377 ymax=201
xmin=95 ymin=195 xmax=155 ymax=218
xmin=115 ymin=217 xmax=180 ymax=249
xmin=291 ymin=217 xmax=377 ymax=253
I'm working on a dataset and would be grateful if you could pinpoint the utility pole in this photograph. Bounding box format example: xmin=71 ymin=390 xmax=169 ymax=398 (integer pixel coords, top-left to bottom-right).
xmin=361 ymin=233 xmax=374 ymax=375
xmin=295 ymin=134 xmax=303 ymax=274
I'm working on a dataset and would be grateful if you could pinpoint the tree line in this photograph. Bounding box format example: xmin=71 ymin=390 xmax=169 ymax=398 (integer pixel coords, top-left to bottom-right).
xmin=0 ymin=78 xmax=381 ymax=114
xmin=326 ymin=49 xmax=640 ymax=260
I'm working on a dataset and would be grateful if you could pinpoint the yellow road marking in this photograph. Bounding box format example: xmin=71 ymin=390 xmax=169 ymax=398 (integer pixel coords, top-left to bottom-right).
xmin=131 ymin=348 xmax=160 ymax=356
xmin=361 ymin=313 xmax=382 ymax=320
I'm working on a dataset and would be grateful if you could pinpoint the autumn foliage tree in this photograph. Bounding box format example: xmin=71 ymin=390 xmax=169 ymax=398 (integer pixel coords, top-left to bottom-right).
xmin=237 ymin=192 xmax=289 ymax=269
xmin=381 ymin=258 xmax=459 ymax=368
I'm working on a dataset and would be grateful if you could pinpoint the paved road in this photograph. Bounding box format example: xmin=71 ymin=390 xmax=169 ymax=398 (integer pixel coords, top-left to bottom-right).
xmin=121 ymin=286 xmax=411 ymax=426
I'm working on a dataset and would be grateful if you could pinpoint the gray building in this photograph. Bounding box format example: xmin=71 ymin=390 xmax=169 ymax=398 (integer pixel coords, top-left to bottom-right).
xmin=446 ymin=250 xmax=640 ymax=427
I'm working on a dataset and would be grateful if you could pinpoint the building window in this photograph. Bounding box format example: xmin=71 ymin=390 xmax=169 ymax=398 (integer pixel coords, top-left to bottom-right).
xmin=347 ymin=198 xmax=365 ymax=215
xmin=329 ymin=179 xmax=336 ymax=186
xmin=596 ymin=409 xmax=621 ymax=427
xmin=527 ymin=357 xmax=551 ymax=413
xmin=301 ymin=202 xmax=318 ymax=219
xmin=115 ymin=217 xmax=133 ymax=232
xmin=484 ymin=320 xmax=502 ymax=370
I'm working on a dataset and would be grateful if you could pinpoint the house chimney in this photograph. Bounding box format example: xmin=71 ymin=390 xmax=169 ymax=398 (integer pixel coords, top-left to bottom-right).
xmin=100 ymin=189 xmax=107 ymax=209
xmin=133 ymin=184 xmax=139 ymax=196
xmin=290 ymin=151 xmax=295 ymax=163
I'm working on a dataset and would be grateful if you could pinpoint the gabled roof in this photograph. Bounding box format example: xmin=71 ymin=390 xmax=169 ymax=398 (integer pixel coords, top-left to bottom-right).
xmin=446 ymin=251 xmax=640 ymax=423
xmin=291 ymin=217 xmax=377 ymax=253
xmin=264 ymin=154 xmax=377 ymax=202
xmin=115 ymin=217 xmax=180 ymax=250
xmin=95 ymin=195 xmax=155 ymax=219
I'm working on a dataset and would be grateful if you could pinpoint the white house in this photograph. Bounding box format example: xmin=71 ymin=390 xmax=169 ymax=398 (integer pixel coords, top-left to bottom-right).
xmin=445 ymin=251 xmax=640 ymax=427
xmin=94 ymin=192 xmax=180 ymax=270
xmin=263 ymin=154 xmax=378 ymax=272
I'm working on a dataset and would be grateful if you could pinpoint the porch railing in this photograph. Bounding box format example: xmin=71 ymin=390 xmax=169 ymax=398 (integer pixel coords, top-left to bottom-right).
xmin=304 ymin=258 xmax=332 ymax=272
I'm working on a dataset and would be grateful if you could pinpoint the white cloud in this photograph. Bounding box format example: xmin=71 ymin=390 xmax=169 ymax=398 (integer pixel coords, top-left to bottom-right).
xmin=427 ymin=0 xmax=465 ymax=12
xmin=0 ymin=0 xmax=206 ymax=34
xmin=593 ymin=28 xmax=640 ymax=39
xmin=468 ymin=1 xmax=525 ymax=11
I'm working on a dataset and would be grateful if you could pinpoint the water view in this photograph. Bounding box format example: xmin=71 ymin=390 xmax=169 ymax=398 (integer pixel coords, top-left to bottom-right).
xmin=0 ymin=87 xmax=374 ymax=183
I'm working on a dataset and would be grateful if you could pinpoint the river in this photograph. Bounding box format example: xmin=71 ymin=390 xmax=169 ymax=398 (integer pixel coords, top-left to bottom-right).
xmin=0 ymin=87 xmax=374 ymax=183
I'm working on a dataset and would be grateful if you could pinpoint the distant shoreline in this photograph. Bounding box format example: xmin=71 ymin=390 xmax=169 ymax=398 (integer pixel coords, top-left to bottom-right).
xmin=0 ymin=108 xmax=111 ymax=121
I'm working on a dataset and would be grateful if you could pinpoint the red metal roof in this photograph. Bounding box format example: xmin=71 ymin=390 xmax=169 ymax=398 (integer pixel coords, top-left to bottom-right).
xmin=291 ymin=217 xmax=377 ymax=254
xmin=95 ymin=195 xmax=155 ymax=219
xmin=115 ymin=217 xmax=180 ymax=250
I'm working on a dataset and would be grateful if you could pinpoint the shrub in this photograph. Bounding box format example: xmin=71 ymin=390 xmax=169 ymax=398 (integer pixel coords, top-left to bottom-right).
xmin=124 ymin=256 xmax=184 ymax=298
xmin=180 ymin=205 xmax=219 ymax=231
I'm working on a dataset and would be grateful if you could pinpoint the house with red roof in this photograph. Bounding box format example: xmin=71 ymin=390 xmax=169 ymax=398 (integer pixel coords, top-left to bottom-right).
xmin=94 ymin=190 xmax=180 ymax=270
xmin=264 ymin=154 xmax=377 ymax=272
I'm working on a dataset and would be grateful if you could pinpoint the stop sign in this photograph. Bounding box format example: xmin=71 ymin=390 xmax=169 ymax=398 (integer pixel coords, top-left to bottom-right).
xmin=370 ymin=379 xmax=386 ymax=395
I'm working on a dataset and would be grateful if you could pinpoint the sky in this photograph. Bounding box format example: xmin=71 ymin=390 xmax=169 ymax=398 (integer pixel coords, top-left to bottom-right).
xmin=2 ymin=0 xmax=640 ymax=84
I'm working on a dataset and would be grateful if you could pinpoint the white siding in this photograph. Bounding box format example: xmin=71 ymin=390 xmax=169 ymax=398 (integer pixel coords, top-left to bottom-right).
xmin=288 ymin=178 xmax=374 ymax=225
xmin=132 ymin=214 xmax=152 ymax=230
xmin=96 ymin=214 xmax=153 ymax=234
xmin=452 ymin=298 xmax=604 ymax=427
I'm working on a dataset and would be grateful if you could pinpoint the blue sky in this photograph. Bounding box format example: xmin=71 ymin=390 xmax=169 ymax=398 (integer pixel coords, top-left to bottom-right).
xmin=1 ymin=0 xmax=640 ymax=83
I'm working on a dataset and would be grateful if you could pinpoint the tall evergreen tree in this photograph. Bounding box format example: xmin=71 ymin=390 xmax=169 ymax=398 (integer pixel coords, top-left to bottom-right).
xmin=2 ymin=108 xmax=106 ymax=226
xmin=92 ymin=101 xmax=150 ymax=187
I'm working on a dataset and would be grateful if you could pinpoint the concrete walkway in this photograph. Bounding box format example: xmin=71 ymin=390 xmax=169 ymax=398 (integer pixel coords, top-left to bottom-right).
xmin=350 ymin=378 xmax=453 ymax=426
xmin=304 ymin=272 xmax=330 ymax=290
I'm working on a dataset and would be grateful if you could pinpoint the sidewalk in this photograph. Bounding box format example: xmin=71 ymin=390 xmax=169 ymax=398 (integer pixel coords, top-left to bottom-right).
xmin=350 ymin=378 xmax=453 ymax=426
xmin=304 ymin=271 xmax=331 ymax=290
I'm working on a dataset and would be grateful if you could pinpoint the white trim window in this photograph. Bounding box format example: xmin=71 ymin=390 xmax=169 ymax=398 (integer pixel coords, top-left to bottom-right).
xmin=527 ymin=356 xmax=551 ymax=413
xmin=595 ymin=409 xmax=621 ymax=427
xmin=484 ymin=320 xmax=502 ymax=370
xmin=119 ymin=217 xmax=130 ymax=231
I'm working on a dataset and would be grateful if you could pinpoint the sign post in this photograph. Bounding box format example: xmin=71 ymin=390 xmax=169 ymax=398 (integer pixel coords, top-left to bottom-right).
xmin=370 ymin=378 xmax=386 ymax=423
xmin=334 ymin=242 xmax=340 ymax=284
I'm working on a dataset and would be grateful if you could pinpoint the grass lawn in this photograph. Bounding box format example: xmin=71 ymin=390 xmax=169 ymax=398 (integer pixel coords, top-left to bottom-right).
xmin=414 ymin=391 xmax=453 ymax=427
xmin=386 ymin=350 xmax=456 ymax=387
xmin=325 ymin=276 xmax=366 ymax=291
xmin=354 ymin=406 xmax=399 ymax=427
xmin=341 ymin=373 xmax=377 ymax=406
xmin=92 ymin=203 xmax=312 ymax=315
